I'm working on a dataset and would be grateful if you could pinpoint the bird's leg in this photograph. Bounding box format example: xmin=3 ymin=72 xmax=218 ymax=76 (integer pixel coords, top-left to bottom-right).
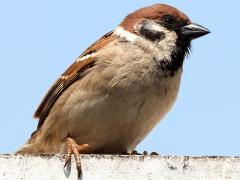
xmin=64 ymin=139 xmax=73 ymax=167
xmin=64 ymin=137 xmax=91 ymax=174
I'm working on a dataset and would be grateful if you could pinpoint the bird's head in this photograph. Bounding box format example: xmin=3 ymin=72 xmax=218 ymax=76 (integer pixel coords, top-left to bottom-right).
xmin=119 ymin=4 xmax=209 ymax=45
xmin=114 ymin=4 xmax=210 ymax=76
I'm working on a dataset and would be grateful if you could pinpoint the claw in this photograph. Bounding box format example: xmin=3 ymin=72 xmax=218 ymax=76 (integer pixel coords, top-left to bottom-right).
xmin=143 ymin=151 xmax=148 ymax=155
xmin=150 ymin=152 xmax=159 ymax=155
xmin=130 ymin=150 xmax=138 ymax=155
xmin=122 ymin=150 xmax=152 ymax=155
xmin=64 ymin=137 xmax=91 ymax=176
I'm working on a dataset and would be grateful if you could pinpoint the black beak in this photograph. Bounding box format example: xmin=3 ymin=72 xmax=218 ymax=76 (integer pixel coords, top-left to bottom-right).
xmin=181 ymin=23 xmax=210 ymax=40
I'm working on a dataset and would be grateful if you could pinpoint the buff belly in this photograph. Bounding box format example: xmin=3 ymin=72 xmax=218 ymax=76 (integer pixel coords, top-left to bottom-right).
xmin=50 ymin=70 xmax=183 ymax=154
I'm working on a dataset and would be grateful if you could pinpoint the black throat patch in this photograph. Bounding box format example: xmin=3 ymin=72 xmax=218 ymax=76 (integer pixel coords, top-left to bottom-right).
xmin=156 ymin=39 xmax=191 ymax=78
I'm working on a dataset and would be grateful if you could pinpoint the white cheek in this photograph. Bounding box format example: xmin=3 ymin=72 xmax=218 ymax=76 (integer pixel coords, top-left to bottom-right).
xmin=157 ymin=31 xmax=177 ymax=60
xmin=114 ymin=25 xmax=177 ymax=62
xmin=146 ymin=22 xmax=178 ymax=60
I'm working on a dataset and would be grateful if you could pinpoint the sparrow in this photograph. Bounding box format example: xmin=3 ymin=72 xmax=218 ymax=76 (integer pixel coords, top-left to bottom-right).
xmin=17 ymin=3 xmax=210 ymax=173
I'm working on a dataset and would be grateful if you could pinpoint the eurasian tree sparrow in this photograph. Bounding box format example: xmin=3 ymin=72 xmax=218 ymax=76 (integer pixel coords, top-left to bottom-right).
xmin=17 ymin=3 xmax=210 ymax=173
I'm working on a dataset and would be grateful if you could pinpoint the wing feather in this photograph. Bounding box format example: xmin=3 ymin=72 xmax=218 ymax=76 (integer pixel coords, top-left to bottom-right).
xmin=35 ymin=58 xmax=95 ymax=129
xmin=34 ymin=31 xmax=115 ymax=130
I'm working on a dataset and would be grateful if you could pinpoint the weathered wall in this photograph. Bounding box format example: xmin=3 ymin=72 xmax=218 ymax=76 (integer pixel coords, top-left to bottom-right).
xmin=0 ymin=154 xmax=240 ymax=180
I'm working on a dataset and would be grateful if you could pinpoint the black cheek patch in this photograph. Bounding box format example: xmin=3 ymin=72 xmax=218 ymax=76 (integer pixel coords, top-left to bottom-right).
xmin=139 ymin=25 xmax=165 ymax=42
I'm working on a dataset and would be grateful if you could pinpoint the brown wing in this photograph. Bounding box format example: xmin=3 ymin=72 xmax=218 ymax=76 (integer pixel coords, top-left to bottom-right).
xmin=34 ymin=31 xmax=115 ymax=129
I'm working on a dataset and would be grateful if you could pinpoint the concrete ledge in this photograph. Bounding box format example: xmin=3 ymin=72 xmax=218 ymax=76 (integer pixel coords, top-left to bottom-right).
xmin=1 ymin=154 xmax=240 ymax=180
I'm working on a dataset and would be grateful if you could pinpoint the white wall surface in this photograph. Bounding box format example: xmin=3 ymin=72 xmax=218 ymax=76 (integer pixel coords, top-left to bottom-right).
xmin=0 ymin=154 xmax=240 ymax=180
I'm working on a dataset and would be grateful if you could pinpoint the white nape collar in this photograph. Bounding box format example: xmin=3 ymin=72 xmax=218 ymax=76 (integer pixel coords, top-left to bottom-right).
xmin=114 ymin=26 xmax=138 ymax=43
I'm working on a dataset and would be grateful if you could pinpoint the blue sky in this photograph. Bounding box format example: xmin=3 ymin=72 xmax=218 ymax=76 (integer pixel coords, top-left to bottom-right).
xmin=0 ymin=0 xmax=239 ymax=155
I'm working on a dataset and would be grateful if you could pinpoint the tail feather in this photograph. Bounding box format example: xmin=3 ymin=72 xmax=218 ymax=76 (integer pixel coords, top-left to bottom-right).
xmin=16 ymin=144 xmax=38 ymax=154
xmin=15 ymin=132 xmax=44 ymax=154
xmin=16 ymin=132 xmax=66 ymax=154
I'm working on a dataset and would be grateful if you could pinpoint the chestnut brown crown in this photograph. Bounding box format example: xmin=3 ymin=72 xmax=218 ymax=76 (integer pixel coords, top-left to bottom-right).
xmin=120 ymin=4 xmax=210 ymax=41
xmin=120 ymin=4 xmax=190 ymax=32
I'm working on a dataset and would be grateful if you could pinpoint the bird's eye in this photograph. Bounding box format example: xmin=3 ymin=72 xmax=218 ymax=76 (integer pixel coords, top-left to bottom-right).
xmin=163 ymin=16 xmax=175 ymax=25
